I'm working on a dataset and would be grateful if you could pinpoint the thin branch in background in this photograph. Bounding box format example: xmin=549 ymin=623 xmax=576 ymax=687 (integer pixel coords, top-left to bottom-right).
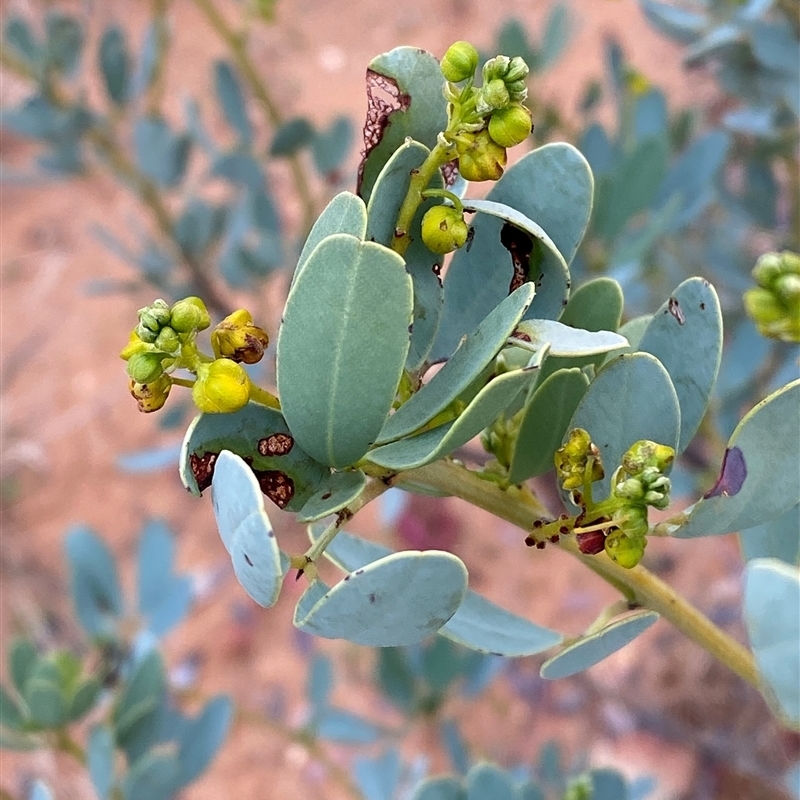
xmin=145 ymin=0 xmax=172 ymax=117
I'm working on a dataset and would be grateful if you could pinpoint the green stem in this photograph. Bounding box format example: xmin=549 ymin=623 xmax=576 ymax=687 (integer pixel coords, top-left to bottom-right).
xmin=304 ymin=478 xmax=391 ymax=563
xmin=390 ymin=140 xmax=455 ymax=256
xmin=383 ymin=459 xmax=760 ymax=690
xmin=421 ymin=188 xmax=464 ymax=215
xmin=190 ymin=0 xmax=317 ymax=236
xmin=248 ymin=381 xmax=281 ymax=410
xmin=54 ymin=728 xmax=86 ymax=765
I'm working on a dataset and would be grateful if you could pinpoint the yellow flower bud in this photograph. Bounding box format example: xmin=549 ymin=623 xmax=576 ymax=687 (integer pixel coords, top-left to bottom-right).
xmin=211 ymin=309 xmax=270 ymax=364
xmin=120 ymin=330 xmax=150 ymax=361
xmin=192 ymin=359 xmax=251 ymax=413
xmin=488 ymin=103 xmax=533 ymax=147
xmin=129 ymin=374 xmax=172 ymax=413
xmin=420 ymin=205 xmax=469 ymax=254
xmin=440 ymin=41 xmax=479 ymax=83
xmin=456 ymin=130 xmax=507 ymax=182
xmin=170 ymin=296 xmax=211 ymax=333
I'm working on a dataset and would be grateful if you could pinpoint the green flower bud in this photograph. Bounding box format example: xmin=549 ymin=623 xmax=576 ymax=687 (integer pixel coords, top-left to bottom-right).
xmin=488 ymin=103 xmax=533 ymax=147
xmin=154 ymin=326 xmax=181 ymax=354
xmin=211 ymin=309 xmax=270 ymax=364
xmin=456 ymin=130 xmax=507 ymax=182
xmin=615 ymin=476 xmax=645 ymax=502
xmin=555 ymin=428 xmax=604 ymax=491
xmin=440 ymin=41 xmax=479 ymax=83
xmin=752 ymin=252 xmax=784 ymax=287
xmin=604 ymin=528 xmax=646 ymax=569
xmin=170 ymin=296 xmax=211 ymax=333
xmin=420 ymin=205 xmax=469 ymax=254
xmin=505 ymin=56 xmax=529 ymax=84
xmin=192 ymin=359 xmax=251 ymax=413
xmin=505 ymin=79 xmax=528 ymax=102
xmin=129 ymin=374 xmax=172 ymax=413
xmin=137 ymin=299 xmax=171 ymax=332
xmin=482 ymin=55 xmax=510 ymax=83
xmin=127 ymin=351 xmax=165 ymax=384
xmin=776 ymin=273 xmax=800 ymax=303
xmin=481 ymin=79 xmax=510 ymax=110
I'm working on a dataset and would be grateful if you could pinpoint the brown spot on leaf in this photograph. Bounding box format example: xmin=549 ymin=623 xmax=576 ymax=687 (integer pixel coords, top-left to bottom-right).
xmin=500 ymin=223 xmax=534 ymax=293
xmin=321 ymin=492 xmax=332 ymax=500
xmin=441 ymin=159 xmax=459 ymax=188
xmin=258 ymin=433 xmax=294 ymax=457
xmin=357 ymin=69 xmax=411 ymax=194
xmin=668 ymin=296 xmax=686 ymax=324
xmin=190 ymin=452 xmax=218 ymax=492
xmin=511 ymin=327 xmax=532 ymax=343
xmin=704 ymin=446 xmax=747 ymax=498
xmin=244 ymin=553 xmax=253 ymax=566
xmin=369 ymin=592 xmax=376 ymax=604
xmin=253 ymin=469 xmax=295 ymax=509
xmin=576 ymin=530 xmax=606 ymax=555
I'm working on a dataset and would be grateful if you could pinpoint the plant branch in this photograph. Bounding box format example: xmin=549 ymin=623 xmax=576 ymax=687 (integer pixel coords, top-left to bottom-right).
xmin=0 ymin=50 xmax=232 ymax=318
xmin=388 ymin=459 xmax=760 ymax=690
xmin=145 ymin=0 xmax=172 ymax=116
xmin=190 ymin=0 xmax=317 ymax=235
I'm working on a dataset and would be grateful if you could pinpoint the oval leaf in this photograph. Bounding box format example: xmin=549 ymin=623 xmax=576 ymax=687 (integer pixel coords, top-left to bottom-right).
xmin=180 ymin=403 xmax=328 ymax=511
xmin=512 ymin=319 xmax=627 ymax=357
xmin=540 ymin=611 xmax=659 ymax=679
xmin=740 ymin=504 xmax=800 ymax=566
xmin=510 ymin=368 xmax=591 ymax=484
xmin=297 ymin=470 xmax=367 ymax=523
xmin=278 ymin=233 xmax=413 ymax=467
xmin=675 ymin=380 xmax=800 ymax=537
xmin=378 ymin=283 xmax=535 ymax=444
xmin=211 ymin=451 xmax=288 ymax=608
xmin=296 ymin=551 xmax=468 ymax=646
xmin=566 ymin=353 xmax=681 ymax=500
xmin=433 ymin=143 xmax=594 ymax=361
xmin=637 ymin=278 xmax=722 ymax=452
xmin=744 ymin=559 xmax=800 ymax=727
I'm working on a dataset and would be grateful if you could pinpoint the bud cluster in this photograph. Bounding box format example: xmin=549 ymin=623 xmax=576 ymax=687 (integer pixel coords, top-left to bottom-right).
xmin=744 ymin=250 xmax=800 ymax=343
xmin=553 ymin=431 xmax=675 ymax=569
xmin=121 ymin=298 xmax=272 ymax=415
xmin=439 ymin=42 xmax=533 ymax=184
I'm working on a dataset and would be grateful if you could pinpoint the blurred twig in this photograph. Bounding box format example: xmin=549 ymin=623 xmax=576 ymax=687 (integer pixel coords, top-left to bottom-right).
xmin=190 ymin=0 xmax=317 ymax=235
xmin=145 ymin=0 xmax=172 ymax=116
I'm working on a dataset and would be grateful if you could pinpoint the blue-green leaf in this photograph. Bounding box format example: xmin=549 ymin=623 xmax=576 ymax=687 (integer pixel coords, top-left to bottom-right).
xmin=0 ymin=685 xmax=25 ymax=730
xmin=25 ymin=660 xmax=67 ymax=728
xmin=639 ymin=0 xmax=706 ymax=43
xmin=99 ymin=26 xmax=131 ymax=106
xmin=44 ymin=12 xmax=84 ymax=76
xmin=411 ymin=777 xmax=467 ymax=800
xmin=540 ymin=3 xmax=571 ymax=68
xmin=540 ymin=611 xmax=659 ymax=679
xmin=367 ymin=365 xmax=542 ymax=471
xmin=510 ymin=368 xmax=591 ymax=483
xmin=566 ymin=354 xmax=681 ymax=500
xmin=440 ymin=592 xmax=562 ymax=657
xmin=316 ymin=708 xmax=382 ymax=744
xmin=211 ymin=451 xmax=288 ymax=608
xmin=358 ymin=47 xmax=448 ymax=202
xmin=293 ymin=191 xmax=367 ymax=287
xmin=277 ymin=234 xmax=413 ymax=467
xmin=312 ymin=529 xmax=561 ymax=656
xmin=355 ymin=749 xmax=402 ymax=800
xmin=177 ymin=696 xmax=233 ymax=785
xmin=511 ymin=320 xmax=627 ymax=358
xmin=466 ymin=763 xmax=515 ymax=800
xmin=296 ymin=470 xmax=367 ymax=523
xmin=740 ymin=504 xmax=800 ymax=565
xmin=180 ymin=403 xmax=329 ymax=510
xmin=4 ymin=17 xmax=41 ymax=67
xmin=378 ymin=284 xmax=535 ymax=444
xmin=121 ymin=753 xmax=179 ymax=800
xmin=312 ymin=115 xmax=354 ymax=176
xmin=270 ymin=117 xmax=315 ymax=157
xmin=68 ymin=677 xmax=101 ymax=721
xmin=30 ymin=783 xmax=54 ymax=800
xmin=65 ymin=527 xmax=123 ymax=638
xmin=214 ymin=60 xmax=251 ymax=145
xmin=9 ymin=639 xmax=38 ymax=696
xmin=590 ymin=769 xmax=630 ymax=800
xmin=294 ymin=551 xmax=468 ymax=646
xmin=674 ymin=380 xmax=800 ymax=537
xmin=744 ymin=559 xmax=800 ymax=726
xmin=637 ymin=278 xmax=722 ymax=453
xmin=365 ymin=139 xmax=445 ymax=370
xmin=307 ymin=654 xmax=333 ymax=709
xmin=88 ymin=725 xmax=115 ymax=800
xmin=113 ymin=651 xmax=165 ymax=743
xmin=133 ymin=116 xmax=191 ymax=188
xmin=434 ymin=144 xmax=593 ymax=360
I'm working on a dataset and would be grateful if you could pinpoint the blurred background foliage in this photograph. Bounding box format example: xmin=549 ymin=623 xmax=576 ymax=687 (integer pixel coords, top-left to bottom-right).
xmin=1 ymin=0 xmax=798 ymax=798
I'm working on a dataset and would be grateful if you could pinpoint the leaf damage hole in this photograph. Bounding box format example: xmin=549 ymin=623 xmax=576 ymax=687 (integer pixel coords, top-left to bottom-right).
xmin=253 ymin=469 xmax=295 ymax=508
xmin=368 ymin=592 xmax=376 ymax=604
xmin=190 ymin=451 xmax=218 ymax=492
xmin=668 ymin=296 xmax=686 ymax=324
xmin=321 ymin=492 xmax=332 ymax=500
xmin=357 ymin=69 xmax=411 ymax=194
xmin=704 ymin=446 xmax=747 ymax=499
xmin=500 ymin=223 xmax=534 ymax=294
xmin=258 ymin=433 xmax=294 ymax=457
